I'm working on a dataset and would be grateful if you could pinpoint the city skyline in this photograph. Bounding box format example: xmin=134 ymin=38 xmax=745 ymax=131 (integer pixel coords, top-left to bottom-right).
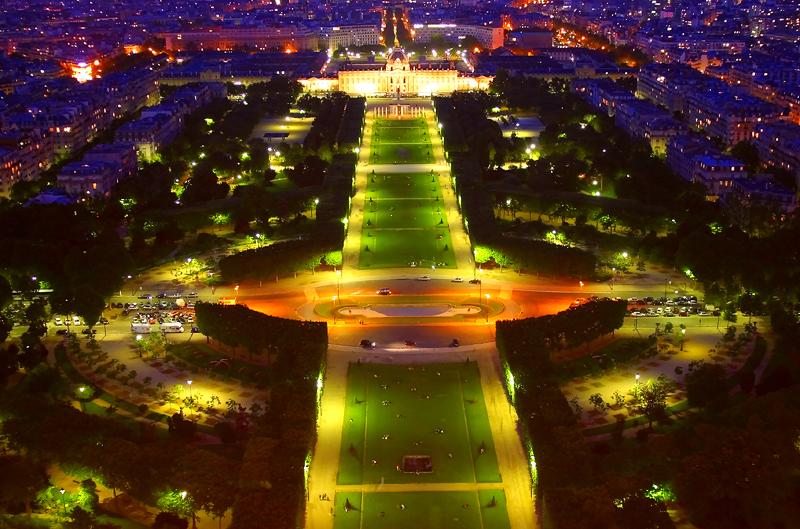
xmin=0 ymin=2 xmax=798 ymax=529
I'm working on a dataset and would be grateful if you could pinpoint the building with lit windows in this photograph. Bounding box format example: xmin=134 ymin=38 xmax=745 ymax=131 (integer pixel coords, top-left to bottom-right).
xmin=320 ymin=25 xmax=381 ymax=52
xmin=411 ymin=24 xmax=505 ymax=50
xmin=304 ymin=48 xmax=491 ymax=96
xmin=158 ymin=27 xmax=317 ymax=53
xmin=752 ymin=121 xmax=800 ymax=187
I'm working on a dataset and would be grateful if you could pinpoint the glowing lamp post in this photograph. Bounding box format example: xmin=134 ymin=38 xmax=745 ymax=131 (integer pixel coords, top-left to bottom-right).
xmin=485 ymin=293 xmax=491 ymax=323
xmin=187 ymin=379 xmax=193 ymax=398
xmin=59 ymin=488 xmax=67 ymax=516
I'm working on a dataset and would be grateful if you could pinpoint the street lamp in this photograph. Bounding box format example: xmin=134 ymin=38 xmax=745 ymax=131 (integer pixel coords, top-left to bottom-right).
xmin=635 ymin=373 xmax=640 ymax=384
xmin=336 ymin=268 xmax=342 ymax=302
xmin=59 ymin=488 xmax=67 ymax=516
xmin=234 ymin=284 xmax=239 ymax=301
xmin=187 ymin=380 xmax=192 ymax=398
xmin=313 ymin=198 xmax=319 ymax=219
xmin=78 ymin=386 xmax=86 ymax=411
xmin=680 ymin=328 xmax=686 ymax=351
xmin=485 ymin=293 xmax=491 ymax=323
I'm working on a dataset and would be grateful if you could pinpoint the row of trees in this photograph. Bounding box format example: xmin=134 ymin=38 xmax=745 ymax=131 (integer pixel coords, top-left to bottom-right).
xmin=192 ymin=304 xmax=327 ymax=529
xmin=475 ymin=238 xmax=596 ymax=277
xmin=0 ymin=204 xmax=132 ymax=327
xmin=433 ymin=95 xmax=600 ymax=278
xmin=487 ymin=72 xmax=800 ymax=303
xmin=496 ymin=301 xmax=674 ymax=529
xmin=218 ymin=236 xmax=343 ymax=282
xmin=195 ymin=302 xmax=327 ymax=368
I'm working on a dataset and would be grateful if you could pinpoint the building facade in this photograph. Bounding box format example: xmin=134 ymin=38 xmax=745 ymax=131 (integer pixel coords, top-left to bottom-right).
xmin=319 ymin=25 xmax=381 ymax=51
xmin=307 ymin=48 xmax=491 ymax=96
xmin=411 ymin=24 xmax=504 ymax=50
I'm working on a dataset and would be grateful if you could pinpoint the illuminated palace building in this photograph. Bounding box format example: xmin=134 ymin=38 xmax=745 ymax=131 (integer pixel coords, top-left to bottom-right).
xmin=304 ymin=48 xmax=491 ymax=96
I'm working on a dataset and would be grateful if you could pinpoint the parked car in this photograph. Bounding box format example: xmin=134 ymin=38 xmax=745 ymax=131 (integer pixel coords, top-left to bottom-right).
xmin=377 ymin=288 xmax=392 ymax=295
xmin=72 ymin=316 xmax=81 ymax=326
xmin=81 ymin=328 xmax=97 ymax=335
xmin=469 ymin=279 xmax=481 ymax=284
xmin=449 ymin=339 xmax=460 ymax=347
xmin=138 ymin=294 xmax=152 ymax=300
xmin=54 ymin=317 xmax=63 ymax=326
xmin=360 ymin=339 xmax=376 ymax=349
xmin=416 ymin=276 xmax=431 ymax=281
xmin=451 ymin=277 xmax=464 ymax=283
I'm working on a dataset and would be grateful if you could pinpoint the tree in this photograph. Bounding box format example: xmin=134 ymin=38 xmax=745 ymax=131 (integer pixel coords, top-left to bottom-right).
xmin=153 ymin=511 xmax=190 ymax=529
xmin=172 ymin=448 xmax=239 ymax=527
xmin=0 ymin=344 xmax=19 ymax=386
xmin=0 ymin=455 xmax=49 ymax=514
xmin=0 ymin=275 xmax=12 ymax=309
xmin=588 ymin=393 xmax=608 ymax=414
xmin=78 ymin=479 xmax=100 ymax=513
xmin=0 ymin=314 xmax=12 ymax=344
xmin=156 ymin=490 xmax=194 ymax=522
xmin=136 ymin=332 xmax=168 ymax=359
xmin=66 ymin=507 xmax=97 ymax=529
xmin=18 ymin=334 xmax=48 ymax=370
xmin=730 ymin=141 xmax=759 ymax=174
xmin=182 ymin=163 xmax=230 ymax=204
xmin=626 ymin=375 xmax=675 ymax=428
xmin=94 ymin=438 xmax=143 ymax=500
xmin=73 ymin=290 xmax=105 ymax=329
xmin=685 ymin=361 xmax=729 ymax=409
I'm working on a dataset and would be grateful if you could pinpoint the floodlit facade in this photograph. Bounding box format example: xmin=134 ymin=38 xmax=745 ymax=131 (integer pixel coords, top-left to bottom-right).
xmin=304 ymin=48 xmax=491 ymax=96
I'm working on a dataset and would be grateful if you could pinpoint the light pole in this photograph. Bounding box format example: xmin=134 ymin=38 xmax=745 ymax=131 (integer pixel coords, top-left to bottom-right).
xmin=680 ymin=328 xmax=686 ymax=351
xmin=77 ymin=386 xmax=86 ymax=411
xmin=336 ymin=268 xmax=342 ymax=302
xmin=313 ymin=198 xmax=319 ymax=219
xmin=187 ymin=379 xmax=192 ymax=398
xmin=664 ymin=279 xmax=671 ymax=301
xmin=635 ymin=373 xmax=640 ymax=385
xmin=485 ymin=293 xmax=491 ymax=323
xmin=234 ymin=284 xmax=239 ymax=302
xmin=59 ymin=488 xmax=67 ymax=516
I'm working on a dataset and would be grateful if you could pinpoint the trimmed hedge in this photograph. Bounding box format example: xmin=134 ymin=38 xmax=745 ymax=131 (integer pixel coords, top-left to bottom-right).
xmin=497 ymin=300 xmax=674 ymax=529
xmin=218 ymin=235 xmax=342 ymax=282
xmin=197 ymin=305 xmax=326 ymax=529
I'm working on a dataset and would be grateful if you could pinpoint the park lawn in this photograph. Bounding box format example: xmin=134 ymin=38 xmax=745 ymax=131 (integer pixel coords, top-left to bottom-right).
xmin=365 ymin=173 xmax=442 ymax=199
xmin=370 ymin=143 xmax=434 ymax=165
xmin=363 ymin=200 xmax=447 ymax=229
xmin=372 ymin=125 xmax=429 ymax=144
xmin=359 ymin=227 xmax=456 ymax=269
xmin=337 ymin=362 xmax=500 ymax=486
xmin=333 ymin=491 xmax=510 ymax=529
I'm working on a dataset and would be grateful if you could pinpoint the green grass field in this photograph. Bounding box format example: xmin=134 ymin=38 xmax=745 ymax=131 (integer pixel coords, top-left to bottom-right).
xmin=333 ymin=490 xmax=511 ymax=529
xmin=338 ymin=362 xmax=501 ymax=486
xmin=360 ymin=228 xmax=455 ymax=268
xmin=365 ymin=173 xmax=441 ymax=199
xmin=369 ymin=118 xmax=434 ymax=164
xmin=359 ymin=171 xmax=456 ymax=268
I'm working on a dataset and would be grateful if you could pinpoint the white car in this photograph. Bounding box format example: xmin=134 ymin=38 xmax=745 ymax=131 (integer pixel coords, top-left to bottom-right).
xmin=54 ymin=317 xmax=63 ymax=326
xmin=72 ymin=316 xmax=81 ymax=326
xmin=451 ymin=277 xmax=464 ymax=283
xmin=416 ymin=276 xmax=432 ymax=281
